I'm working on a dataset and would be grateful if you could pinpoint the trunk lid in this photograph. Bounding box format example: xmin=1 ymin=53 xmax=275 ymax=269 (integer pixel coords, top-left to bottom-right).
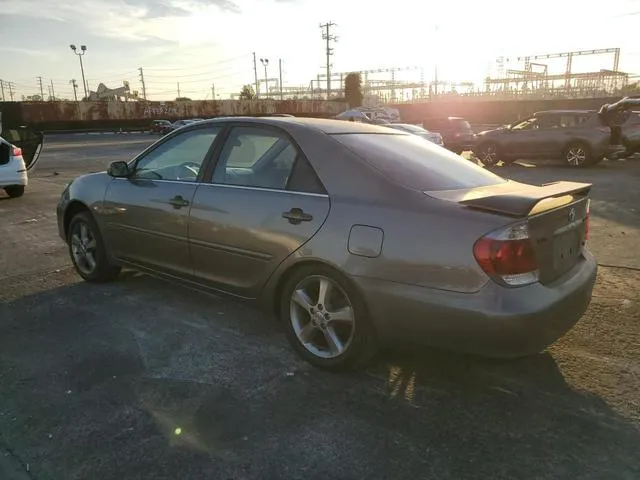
xmin=427 ymin=180 xmax=591 ymax=284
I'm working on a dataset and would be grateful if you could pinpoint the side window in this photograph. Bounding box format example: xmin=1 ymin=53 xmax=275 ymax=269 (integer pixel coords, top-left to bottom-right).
xmin=134 ymin=127 xmax=219 ymax=182
xmin=512 ymin=117 xmax=538 ymax=130
xmin=539 ymin=115 xmax=562 ymax=129
xmin=212 ymin=126 xmax=298 ymax=190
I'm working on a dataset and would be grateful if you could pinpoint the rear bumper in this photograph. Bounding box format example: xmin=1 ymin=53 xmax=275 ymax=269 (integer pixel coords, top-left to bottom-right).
xmin=355 ymin=251 xmax=597 ymax=358
xmin=0 ymin=170 xmax=28 ymax=188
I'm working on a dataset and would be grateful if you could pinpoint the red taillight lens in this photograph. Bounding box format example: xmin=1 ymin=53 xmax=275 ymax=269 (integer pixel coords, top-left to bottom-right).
xmin=12 ymin=147 xmax=22 ymax=157
xmin=473 ymin=222 xmax=539 ymax=286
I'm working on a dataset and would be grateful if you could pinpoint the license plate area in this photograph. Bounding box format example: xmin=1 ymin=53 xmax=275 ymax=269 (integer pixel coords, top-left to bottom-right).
xmin=553 ymin=229 xmax=583 ymax=272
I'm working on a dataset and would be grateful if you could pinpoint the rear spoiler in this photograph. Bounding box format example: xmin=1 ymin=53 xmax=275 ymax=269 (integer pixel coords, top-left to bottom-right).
xmin=427 ymin=180 xmax=592 ymax=217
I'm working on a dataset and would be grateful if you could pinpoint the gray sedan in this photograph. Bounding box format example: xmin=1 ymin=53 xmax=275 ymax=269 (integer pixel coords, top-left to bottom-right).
xmin=57 ymin=117 xmax=597 ymax=370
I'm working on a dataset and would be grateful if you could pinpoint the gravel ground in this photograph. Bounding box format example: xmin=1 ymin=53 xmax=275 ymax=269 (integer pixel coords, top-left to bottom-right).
xmin=0 ymin=135 xmax=638 ymax=480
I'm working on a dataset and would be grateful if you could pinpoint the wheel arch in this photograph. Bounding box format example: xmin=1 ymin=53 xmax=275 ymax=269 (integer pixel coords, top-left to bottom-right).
xmin=63 ymin=200 xmax=92 ymax=239
xmin=269 ymin=258 xmax=363 ymax=320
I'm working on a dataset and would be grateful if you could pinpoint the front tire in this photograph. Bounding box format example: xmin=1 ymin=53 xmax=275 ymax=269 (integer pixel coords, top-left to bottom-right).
xmin=280 ymin=265 xmax=377 ymax=371
xmin=67 ymin=211 xmax=121 ymax=282
xmin=5 ymin=185 xmax=25 ymax=198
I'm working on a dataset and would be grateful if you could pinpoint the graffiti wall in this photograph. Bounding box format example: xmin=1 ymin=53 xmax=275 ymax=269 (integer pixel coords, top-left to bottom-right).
xmin=12 ymin=99 xmax=347 ymax=126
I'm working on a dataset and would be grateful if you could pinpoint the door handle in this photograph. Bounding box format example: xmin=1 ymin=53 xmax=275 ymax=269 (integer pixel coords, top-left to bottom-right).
xmin=169 ymin=195 xmax=190 ymax=208
xmin=282 ymin=208 xmax=313 ymax=224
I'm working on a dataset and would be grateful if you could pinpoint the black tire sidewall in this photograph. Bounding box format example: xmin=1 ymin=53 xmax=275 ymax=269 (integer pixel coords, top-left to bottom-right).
xmin=67 ymin=211 xmax=119 ymax=282
xmin=5 ymin=185 xmax=25 ymax=198
xmin=280 ymin=264 xmax=376 ymax=371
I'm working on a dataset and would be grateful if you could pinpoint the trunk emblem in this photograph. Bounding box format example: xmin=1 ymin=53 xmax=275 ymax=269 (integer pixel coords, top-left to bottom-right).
xmin=568 ymin=207 xmax=576 ymax=223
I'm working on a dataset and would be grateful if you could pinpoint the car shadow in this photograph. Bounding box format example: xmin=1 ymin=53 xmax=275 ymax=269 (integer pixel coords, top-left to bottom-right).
xmin=1 ymin=274 xmax=638 ymax=479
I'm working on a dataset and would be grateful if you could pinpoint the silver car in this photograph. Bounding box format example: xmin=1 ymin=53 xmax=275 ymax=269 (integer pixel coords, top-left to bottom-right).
xmin=385 ymin=123 xmax=445 ymax=146
xmin=57 ymin=117 xmax=596 ymax=370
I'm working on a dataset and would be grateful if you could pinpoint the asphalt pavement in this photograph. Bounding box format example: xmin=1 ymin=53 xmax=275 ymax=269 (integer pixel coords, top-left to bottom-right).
xmin=1 ymin=134 xmax=639 ymax=480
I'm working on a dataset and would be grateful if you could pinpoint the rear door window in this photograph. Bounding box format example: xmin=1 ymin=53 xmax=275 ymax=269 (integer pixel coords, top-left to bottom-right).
xmin=332 ymin=133 xmax=506 ymax=191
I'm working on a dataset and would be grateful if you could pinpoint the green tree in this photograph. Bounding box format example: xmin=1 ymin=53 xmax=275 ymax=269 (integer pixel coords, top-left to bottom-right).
xmin=344 ymin=72 xmax=363 ymax=108
xmin=239 ymin=84 xmax=256 ymax=100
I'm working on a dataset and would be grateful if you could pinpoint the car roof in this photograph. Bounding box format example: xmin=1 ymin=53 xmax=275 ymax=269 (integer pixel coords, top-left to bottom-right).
xmin=194 ymin=116 xmax=409 ymax=135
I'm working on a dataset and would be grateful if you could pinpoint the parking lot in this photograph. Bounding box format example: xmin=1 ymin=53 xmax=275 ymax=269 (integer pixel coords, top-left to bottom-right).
xmin=1 ymin=133 xmax=639 ymax=480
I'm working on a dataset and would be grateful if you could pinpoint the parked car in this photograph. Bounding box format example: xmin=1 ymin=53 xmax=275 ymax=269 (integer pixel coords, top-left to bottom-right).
xmin=158 ymin=119 xmax=198 ymax=135
xmin=150 ymin=120 xmax=172 ymax=134
xmin=474 ymin=97 xmax=640 ymax=167
xmin=384 ymin=123 xmax=444 ymax=146
xmin=621 ymin=111 xmax=640 ymax=157
xmin=0 ymin=119 xmax=43 ymax=198
xmin=422 ymin=117 xmax=476 ymax=153
xmin=57 ymin=117 xmax=596 ymax=370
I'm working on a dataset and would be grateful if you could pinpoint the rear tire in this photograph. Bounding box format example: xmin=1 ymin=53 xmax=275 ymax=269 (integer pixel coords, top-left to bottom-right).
xmin=280 ymin=265 xmax=378 ymax=371
xmin=5 ymin=185 xmax=25 ymax=198
xmin=564 ymin=142 xmax=593 ymax=167
xmin=475 ymin=142 xmax=500 ymax=166
xmin=67 ymin=211 xmax=121 ymax=282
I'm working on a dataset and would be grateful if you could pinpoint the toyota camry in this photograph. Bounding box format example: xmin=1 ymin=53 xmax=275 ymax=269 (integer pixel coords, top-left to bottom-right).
xmin=57 ymin=117 xmax=596 ymax=370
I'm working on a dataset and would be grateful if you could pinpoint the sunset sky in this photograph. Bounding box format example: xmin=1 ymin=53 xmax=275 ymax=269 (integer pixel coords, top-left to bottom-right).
xmin=1 ymin=0 xmax=639 ymax=100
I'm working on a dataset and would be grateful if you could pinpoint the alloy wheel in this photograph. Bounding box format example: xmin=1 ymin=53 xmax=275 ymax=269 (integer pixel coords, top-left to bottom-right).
xmin=480 ymin=144 xmax=498 ymax=165
xmin=289 ymin=275 xmax=356 ymax=359
xmin=70 ymin=221 xmax=98 ymax=275
xmin=566 ymin=147 xmax=587 ymax=166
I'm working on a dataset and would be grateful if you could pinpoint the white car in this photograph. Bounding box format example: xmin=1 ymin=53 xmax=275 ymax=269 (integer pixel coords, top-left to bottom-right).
xmin=0 ymin=123 xmax=43 ymax=198
xmin=384 ymin=123 xmax=445 ymax=146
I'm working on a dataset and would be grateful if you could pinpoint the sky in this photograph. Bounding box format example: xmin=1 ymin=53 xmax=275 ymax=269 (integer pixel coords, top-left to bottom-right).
xmin=0 ymin=0 xmax=639 ymax=101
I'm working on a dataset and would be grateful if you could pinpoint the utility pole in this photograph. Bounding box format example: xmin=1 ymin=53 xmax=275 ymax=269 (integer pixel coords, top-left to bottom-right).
xmin=69 ymin=44 xmax=88 ymax=100
xmin=70 ymin=79 xmax=79 ymax=102
xmin=50 ymin=79 xmax=56 ymax=101
xmin=211 ymin=83 xmax=215 ymax=100
xmin=320 ymin=22 xmax=337 ymax=99
xmin=7 ymin=82 xmax=14 ymax=101
xmin=252 ymin=52 xmax=259 ymax=99
xmin=0 ymin=80 xmax=5 ymax=101
xmin=37 ymin=76 xmax=44 ymax=100
xmin=260 ymin=58 xmax=269 ymax=98
xmin=177 ymin=82 xmax=181 ymax=98
xmin=138 ymin=67 xmax=147 ymax=101
xmin=279 ymin=59 xmax=283 ymax=101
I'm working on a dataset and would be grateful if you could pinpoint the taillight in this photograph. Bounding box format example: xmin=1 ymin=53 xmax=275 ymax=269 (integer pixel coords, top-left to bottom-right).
xmin=12 ymin=147 xmax=22 ymax=157
xmin=473 ymin=222 xmax=539 ymax=287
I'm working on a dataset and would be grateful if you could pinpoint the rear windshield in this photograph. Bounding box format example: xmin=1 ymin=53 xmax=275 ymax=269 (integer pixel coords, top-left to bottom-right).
xmin=332 ymin=133 xmax=506 ymax=191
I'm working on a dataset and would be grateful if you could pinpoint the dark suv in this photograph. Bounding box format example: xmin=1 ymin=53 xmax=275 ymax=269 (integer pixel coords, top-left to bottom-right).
xmin=622 ymin=111 xmax=640 ymax=156
xmin=473 ymin=98 xmax=640 ymax=167
xmin=422 ymin=117 xmax=475 ymax=154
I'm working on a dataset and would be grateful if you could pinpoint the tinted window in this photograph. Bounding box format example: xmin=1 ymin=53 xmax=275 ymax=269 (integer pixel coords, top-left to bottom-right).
xmin=333 ymin=133 xmax=506 ymax=191
xmin=134 ymin=127 xmax=219 ymax=181
xmin=212 ymin=126 xmax=297 ymax=190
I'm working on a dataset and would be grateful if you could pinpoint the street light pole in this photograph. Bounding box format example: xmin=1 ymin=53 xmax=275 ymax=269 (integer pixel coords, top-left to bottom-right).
xmin=260 ymin=58 xmax=269 ymax=98
xmin=70 ymin=44 xmax=88 ymax=100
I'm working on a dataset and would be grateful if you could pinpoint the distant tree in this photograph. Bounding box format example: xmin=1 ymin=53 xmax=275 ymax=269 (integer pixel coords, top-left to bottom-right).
xmin=175 ymin=97 xmax=192 ymax=101
xmin=239 ymin=84 xmax=256 ymax=100
xmin=344 ymin=72 xmax=363 ymax=108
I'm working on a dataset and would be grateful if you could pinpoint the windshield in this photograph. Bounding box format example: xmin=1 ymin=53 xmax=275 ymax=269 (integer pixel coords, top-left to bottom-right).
xmin=332 ymin=133 xmax=506 ymax=191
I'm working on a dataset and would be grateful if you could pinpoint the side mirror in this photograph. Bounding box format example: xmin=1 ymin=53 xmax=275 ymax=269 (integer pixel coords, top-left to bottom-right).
xmin=107 ymin=161 xmax=131 ymax=178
